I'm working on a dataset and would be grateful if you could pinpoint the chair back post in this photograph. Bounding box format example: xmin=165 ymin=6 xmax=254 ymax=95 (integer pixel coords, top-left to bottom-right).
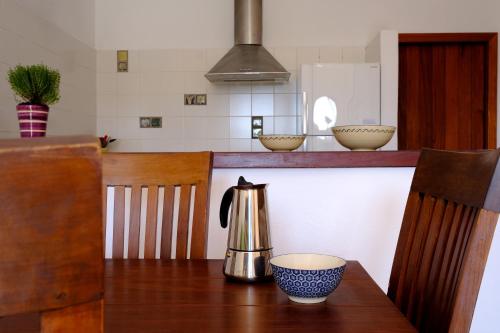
xmin=388 ymin=148 xmax=500 ymax=333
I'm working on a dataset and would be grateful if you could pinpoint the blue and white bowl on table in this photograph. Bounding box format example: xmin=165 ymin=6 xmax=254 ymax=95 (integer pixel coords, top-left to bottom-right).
xmin=270 ymin=253 xmax=346 ymax=304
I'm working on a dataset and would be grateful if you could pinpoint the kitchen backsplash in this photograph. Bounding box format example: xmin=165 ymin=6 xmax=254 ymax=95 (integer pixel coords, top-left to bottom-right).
xmin=0 ymin=1 xmax=96 ymax=139
xmin=97 ymin=46 xmax=365 ymax=152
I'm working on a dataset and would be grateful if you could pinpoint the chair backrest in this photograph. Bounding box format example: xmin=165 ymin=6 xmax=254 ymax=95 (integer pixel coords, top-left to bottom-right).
xmin=103 ymin=152 xmax=213 ymax=259
xmin=388 ymin=148 xmax=500 ymax=333
xmin=0 ymin=136 xmax=103 ymax=332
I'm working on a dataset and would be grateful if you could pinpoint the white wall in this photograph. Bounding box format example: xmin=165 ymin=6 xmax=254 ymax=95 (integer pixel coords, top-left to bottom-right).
xmin=95 ymin=0 xmax=500 ymax=50
xmin=15 ymin=0 xmax=95 ymax=47
xmin=0 ymin=0 xmax=96 ymax=138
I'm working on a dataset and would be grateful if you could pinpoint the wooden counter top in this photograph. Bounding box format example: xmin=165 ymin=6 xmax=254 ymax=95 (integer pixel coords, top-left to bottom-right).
xmin=213 ymin=151 xmax=420 ymax=168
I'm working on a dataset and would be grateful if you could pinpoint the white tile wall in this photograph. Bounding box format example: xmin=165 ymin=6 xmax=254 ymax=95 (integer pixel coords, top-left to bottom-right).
xmin=97 ymin=45 xmax=365 ymax=152
xmin=0 ymin=1 xmax=96 ymax=138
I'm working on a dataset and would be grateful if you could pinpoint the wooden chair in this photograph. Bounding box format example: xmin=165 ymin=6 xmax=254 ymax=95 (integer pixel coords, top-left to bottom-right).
xmin=388 ymin=148 xmax=500 ymax=333
xmin=0 ymin=136 xmax=104 ymax=332
xmin=103 ymin=152 xmax=213 ymax=259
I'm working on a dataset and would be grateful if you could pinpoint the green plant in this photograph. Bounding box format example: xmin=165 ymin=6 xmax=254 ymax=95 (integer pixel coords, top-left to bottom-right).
xmin=7 ymin=64 xmax=60 ymax=106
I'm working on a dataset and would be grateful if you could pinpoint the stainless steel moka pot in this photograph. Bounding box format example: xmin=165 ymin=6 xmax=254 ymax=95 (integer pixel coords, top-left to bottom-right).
xmin=220 ymin=177 xmax=273 ymax=281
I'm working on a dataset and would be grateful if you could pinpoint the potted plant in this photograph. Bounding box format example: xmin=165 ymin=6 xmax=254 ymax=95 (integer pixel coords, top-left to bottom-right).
xmin=99 ymin=135 xmax=117 ymax=152
xmin=7 ymin=64 xmax=60 ymax=138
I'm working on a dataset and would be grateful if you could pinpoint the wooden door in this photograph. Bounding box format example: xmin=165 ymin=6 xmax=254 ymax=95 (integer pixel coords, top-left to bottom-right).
xmin=398 ymin=33 xmax=497 ymax=150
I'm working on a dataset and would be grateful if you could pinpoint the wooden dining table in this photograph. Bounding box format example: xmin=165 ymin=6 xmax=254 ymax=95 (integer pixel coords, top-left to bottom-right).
xmin=0 ymin=259 xmax=416 ymax=332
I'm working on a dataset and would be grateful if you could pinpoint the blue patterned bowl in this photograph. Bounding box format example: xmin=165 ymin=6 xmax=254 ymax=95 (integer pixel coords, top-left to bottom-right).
xmin=270 ymin=253 xmax=346 ymax=304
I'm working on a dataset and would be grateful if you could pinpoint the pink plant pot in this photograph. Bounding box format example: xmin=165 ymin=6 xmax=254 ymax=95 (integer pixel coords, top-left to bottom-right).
xmin=16 ymin=104 xmax=49 ymax=138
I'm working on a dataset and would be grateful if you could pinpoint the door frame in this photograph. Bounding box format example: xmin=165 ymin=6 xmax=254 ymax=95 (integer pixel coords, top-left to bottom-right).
xmin=399 ymin=33 xmax=498 ymax=148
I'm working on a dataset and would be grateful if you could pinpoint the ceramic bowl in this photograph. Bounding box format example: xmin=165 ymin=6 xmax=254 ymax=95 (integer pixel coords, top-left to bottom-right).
xmin=270 ymin=253 xmax=346 ymax=304
xmin=331 ymin=125 xmax=396 ymax=151
xmin=258 ymin=135 xmax=306 ymax=152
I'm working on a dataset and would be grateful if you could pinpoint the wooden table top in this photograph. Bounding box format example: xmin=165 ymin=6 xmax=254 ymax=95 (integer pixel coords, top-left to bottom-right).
xmin=0 ymin=260 xmax=416 ymax=333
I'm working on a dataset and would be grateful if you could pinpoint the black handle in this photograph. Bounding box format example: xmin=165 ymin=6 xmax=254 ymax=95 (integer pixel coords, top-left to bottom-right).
xmin=219 ymin=186 xmax=234 ymax=228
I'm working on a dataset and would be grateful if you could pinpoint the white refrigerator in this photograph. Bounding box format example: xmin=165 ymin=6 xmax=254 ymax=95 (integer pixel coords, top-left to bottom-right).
xmin=299 ymin=63 xmax=381 ymax=151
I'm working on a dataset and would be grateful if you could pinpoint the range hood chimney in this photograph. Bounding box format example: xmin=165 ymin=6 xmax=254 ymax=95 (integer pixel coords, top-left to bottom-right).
xmin=205 ymin=0 xmax=290 ymax=82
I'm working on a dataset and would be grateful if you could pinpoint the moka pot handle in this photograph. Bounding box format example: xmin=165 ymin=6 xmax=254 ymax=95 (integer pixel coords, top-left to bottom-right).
xmin=219 ymin=186 xmax=234 ymax=228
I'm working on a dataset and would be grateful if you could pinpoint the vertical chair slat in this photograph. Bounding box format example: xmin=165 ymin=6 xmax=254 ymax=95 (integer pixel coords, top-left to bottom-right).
xmin=388 ymin=191 xmax=422 ymax=303
xmin=410 ymin=198 xmax=446 ymax=328
xmin=128 ymin=185 xmax=142 ymax=259
xmin=176 ymin=184 xmax=192 ymax=259
xmin=424 ymin=203 xmax=465 ymax=332
xmin=417 ymin=201 xmax=457 ymax=329
xmin=112 ymin=186 xmax=126 ymax=258
xmin=160 ymin=185 xmax=175 ymax=259
xmin=399 ymin=194 xmax=436 ymax=314
xmin=191 ymin=183 xmax=210 ymax=259
xmin=441 ymin=207 xmax=478 ymax=330
xmin=144 ymin=186 xmax=159 ymax=259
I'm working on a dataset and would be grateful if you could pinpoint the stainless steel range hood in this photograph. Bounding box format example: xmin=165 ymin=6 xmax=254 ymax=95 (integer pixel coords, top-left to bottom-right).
xmin=205 ymin=0 xmax=290 ymax=82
